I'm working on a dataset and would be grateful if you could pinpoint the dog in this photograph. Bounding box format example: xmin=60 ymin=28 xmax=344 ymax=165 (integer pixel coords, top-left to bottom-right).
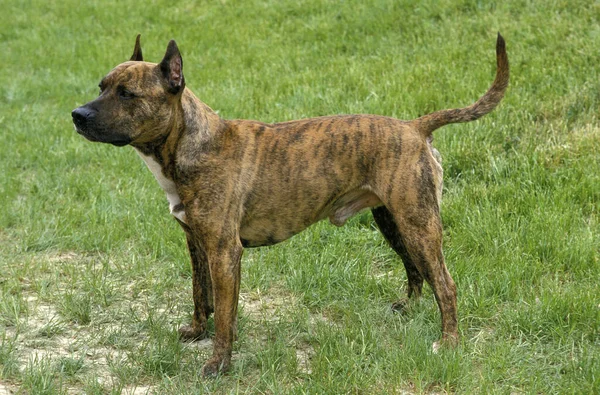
xmin=72 ymin=33 xmax=509 ymax=376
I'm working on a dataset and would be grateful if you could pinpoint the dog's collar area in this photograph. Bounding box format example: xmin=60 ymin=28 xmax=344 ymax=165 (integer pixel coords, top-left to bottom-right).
xmin=134 ymin=148 xmax=187 ymax=224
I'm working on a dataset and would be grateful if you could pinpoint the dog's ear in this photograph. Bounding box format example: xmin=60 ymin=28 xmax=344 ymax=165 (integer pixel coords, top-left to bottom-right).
xmin=130 ymin=34 xmax=143 ymax=61
xmin=159 ymin=40 xmax=185 ymax=94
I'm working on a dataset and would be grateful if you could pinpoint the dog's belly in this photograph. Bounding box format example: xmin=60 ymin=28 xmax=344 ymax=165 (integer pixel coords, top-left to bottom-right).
xmin=239 ymin=187 xmax=382 ymax=248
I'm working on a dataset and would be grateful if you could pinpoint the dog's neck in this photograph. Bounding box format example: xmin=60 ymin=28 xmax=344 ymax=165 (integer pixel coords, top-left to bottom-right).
xmin=180 ymin=89 xmax=222 ymax=144
xmin=130 ymin=89 xmax=222 ymax=224
xmin=131 ymin=89 xmax=221 ymax=176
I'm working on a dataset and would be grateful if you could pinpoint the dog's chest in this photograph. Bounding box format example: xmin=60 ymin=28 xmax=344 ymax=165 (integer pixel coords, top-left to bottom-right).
xmin=134 ymin=149 xmax=187 ymax=224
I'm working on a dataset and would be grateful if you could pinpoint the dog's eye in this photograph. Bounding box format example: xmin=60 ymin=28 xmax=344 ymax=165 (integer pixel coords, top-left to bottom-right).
xmin=118 ymin=87 xmax=136 ymax=100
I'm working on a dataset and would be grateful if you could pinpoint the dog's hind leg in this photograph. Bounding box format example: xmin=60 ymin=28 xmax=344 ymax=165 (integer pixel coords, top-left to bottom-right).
xmin=386 ymin=202 xmax=458 ymax=347
xmin=375 ymin=150 xmax=457 ymax=347
xmin=372 ymin=206 xmax=424 ymax=312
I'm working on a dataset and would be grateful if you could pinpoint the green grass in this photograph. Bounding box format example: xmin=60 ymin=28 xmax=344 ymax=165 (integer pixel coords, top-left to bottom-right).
xmin=1 ymin=0 xmax=599 ymax=393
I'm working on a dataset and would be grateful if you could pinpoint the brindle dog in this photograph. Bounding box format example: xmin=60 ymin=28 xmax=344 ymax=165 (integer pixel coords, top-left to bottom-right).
xmin=72 ymin=34 xmax=509 ymax=376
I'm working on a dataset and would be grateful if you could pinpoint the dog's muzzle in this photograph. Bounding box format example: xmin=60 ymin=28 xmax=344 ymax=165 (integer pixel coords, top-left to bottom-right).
xmin=71 ymin=106 xmax=131 ymax=147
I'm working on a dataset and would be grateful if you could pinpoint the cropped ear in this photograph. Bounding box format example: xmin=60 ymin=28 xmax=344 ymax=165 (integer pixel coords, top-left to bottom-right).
xmin=159 ymin=40 xmax=185 ymax=94
xmin=130 ymin=34 xmax=143 ymax=61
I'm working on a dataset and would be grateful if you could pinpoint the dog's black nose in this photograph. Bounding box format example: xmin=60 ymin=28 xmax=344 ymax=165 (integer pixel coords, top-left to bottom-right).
xmin=72 ymin=107 xmax=89 ymax=126
xmin=72 ymin=106 xmax=98 ymax=130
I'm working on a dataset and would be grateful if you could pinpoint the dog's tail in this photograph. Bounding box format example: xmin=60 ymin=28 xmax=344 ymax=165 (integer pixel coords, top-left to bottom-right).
xmin=413 ymin=33 xmax=509 ymax=138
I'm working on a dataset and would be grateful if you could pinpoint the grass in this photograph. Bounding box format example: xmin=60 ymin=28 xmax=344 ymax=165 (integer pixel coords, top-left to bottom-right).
xmin=0 ymin=0 xmax=599 ymax=393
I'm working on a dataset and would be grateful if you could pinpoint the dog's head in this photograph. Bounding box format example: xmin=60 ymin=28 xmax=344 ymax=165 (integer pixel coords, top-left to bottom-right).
xmin=72 ymin=35 xmax=185 ymax=146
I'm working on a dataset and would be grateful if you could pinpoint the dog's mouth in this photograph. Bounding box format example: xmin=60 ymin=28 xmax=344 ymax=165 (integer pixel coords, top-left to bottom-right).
xmin=74 ymin=124 xmax=131 ymax=147
xmin=73 ymin=123 xmax=97 ymax=141
xmin=74 ymin=124 xmax=92 ymax=138
xmin=108 ymin=139 xmax=131 ymax=147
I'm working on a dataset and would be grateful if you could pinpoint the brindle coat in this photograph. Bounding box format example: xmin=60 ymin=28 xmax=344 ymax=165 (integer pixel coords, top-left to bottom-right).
xmin=72 ymin=34 xmax=509 ymax=376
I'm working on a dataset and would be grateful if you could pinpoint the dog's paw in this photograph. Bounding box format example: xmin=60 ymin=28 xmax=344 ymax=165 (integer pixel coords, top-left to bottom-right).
xmin=201 ymin=356 xmax=230 ymax=378
xmin=432 ymin=335 xmax=459 ymax=353
xmin=178 ymin=324 xmax=208 ymax=342
xmin=391 ymin=299 xmax=409 ymax=314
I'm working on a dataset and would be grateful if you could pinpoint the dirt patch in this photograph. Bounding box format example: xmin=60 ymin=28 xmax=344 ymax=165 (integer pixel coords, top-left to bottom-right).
xmin=0 ymin=382 xmax=14 ymax=395
xmin=46 ymin=251 xmax=81 ymax=263
xmin=239 ymin=289 xmax=317 ymax=374
xmin=9 ymin=284 xmax=323 ymax=389
xmin=121 ymin=385 xmax=155 ymax=394
xmin=239 ymin=288 xmax=296 ymax=322
xmin=18 ymin=297 xmax=70 ymax=362
xmin=295 ymin=344 xmax=315 ymax=375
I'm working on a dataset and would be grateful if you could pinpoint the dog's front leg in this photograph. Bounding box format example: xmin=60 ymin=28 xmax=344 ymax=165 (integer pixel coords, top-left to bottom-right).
xmin=199 ymin=236 xmax=242 ymax=377
xmin=178 ymin=225 xmax=214 ymax=341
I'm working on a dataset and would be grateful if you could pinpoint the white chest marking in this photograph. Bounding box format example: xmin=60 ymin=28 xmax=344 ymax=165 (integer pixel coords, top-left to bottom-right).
xmin=135 ymin=149 xmax=187 ymax=224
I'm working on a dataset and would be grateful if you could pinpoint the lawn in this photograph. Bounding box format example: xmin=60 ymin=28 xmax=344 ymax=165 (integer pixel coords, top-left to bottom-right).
xmin=0 ymin=0 xmax=598 ymax=393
